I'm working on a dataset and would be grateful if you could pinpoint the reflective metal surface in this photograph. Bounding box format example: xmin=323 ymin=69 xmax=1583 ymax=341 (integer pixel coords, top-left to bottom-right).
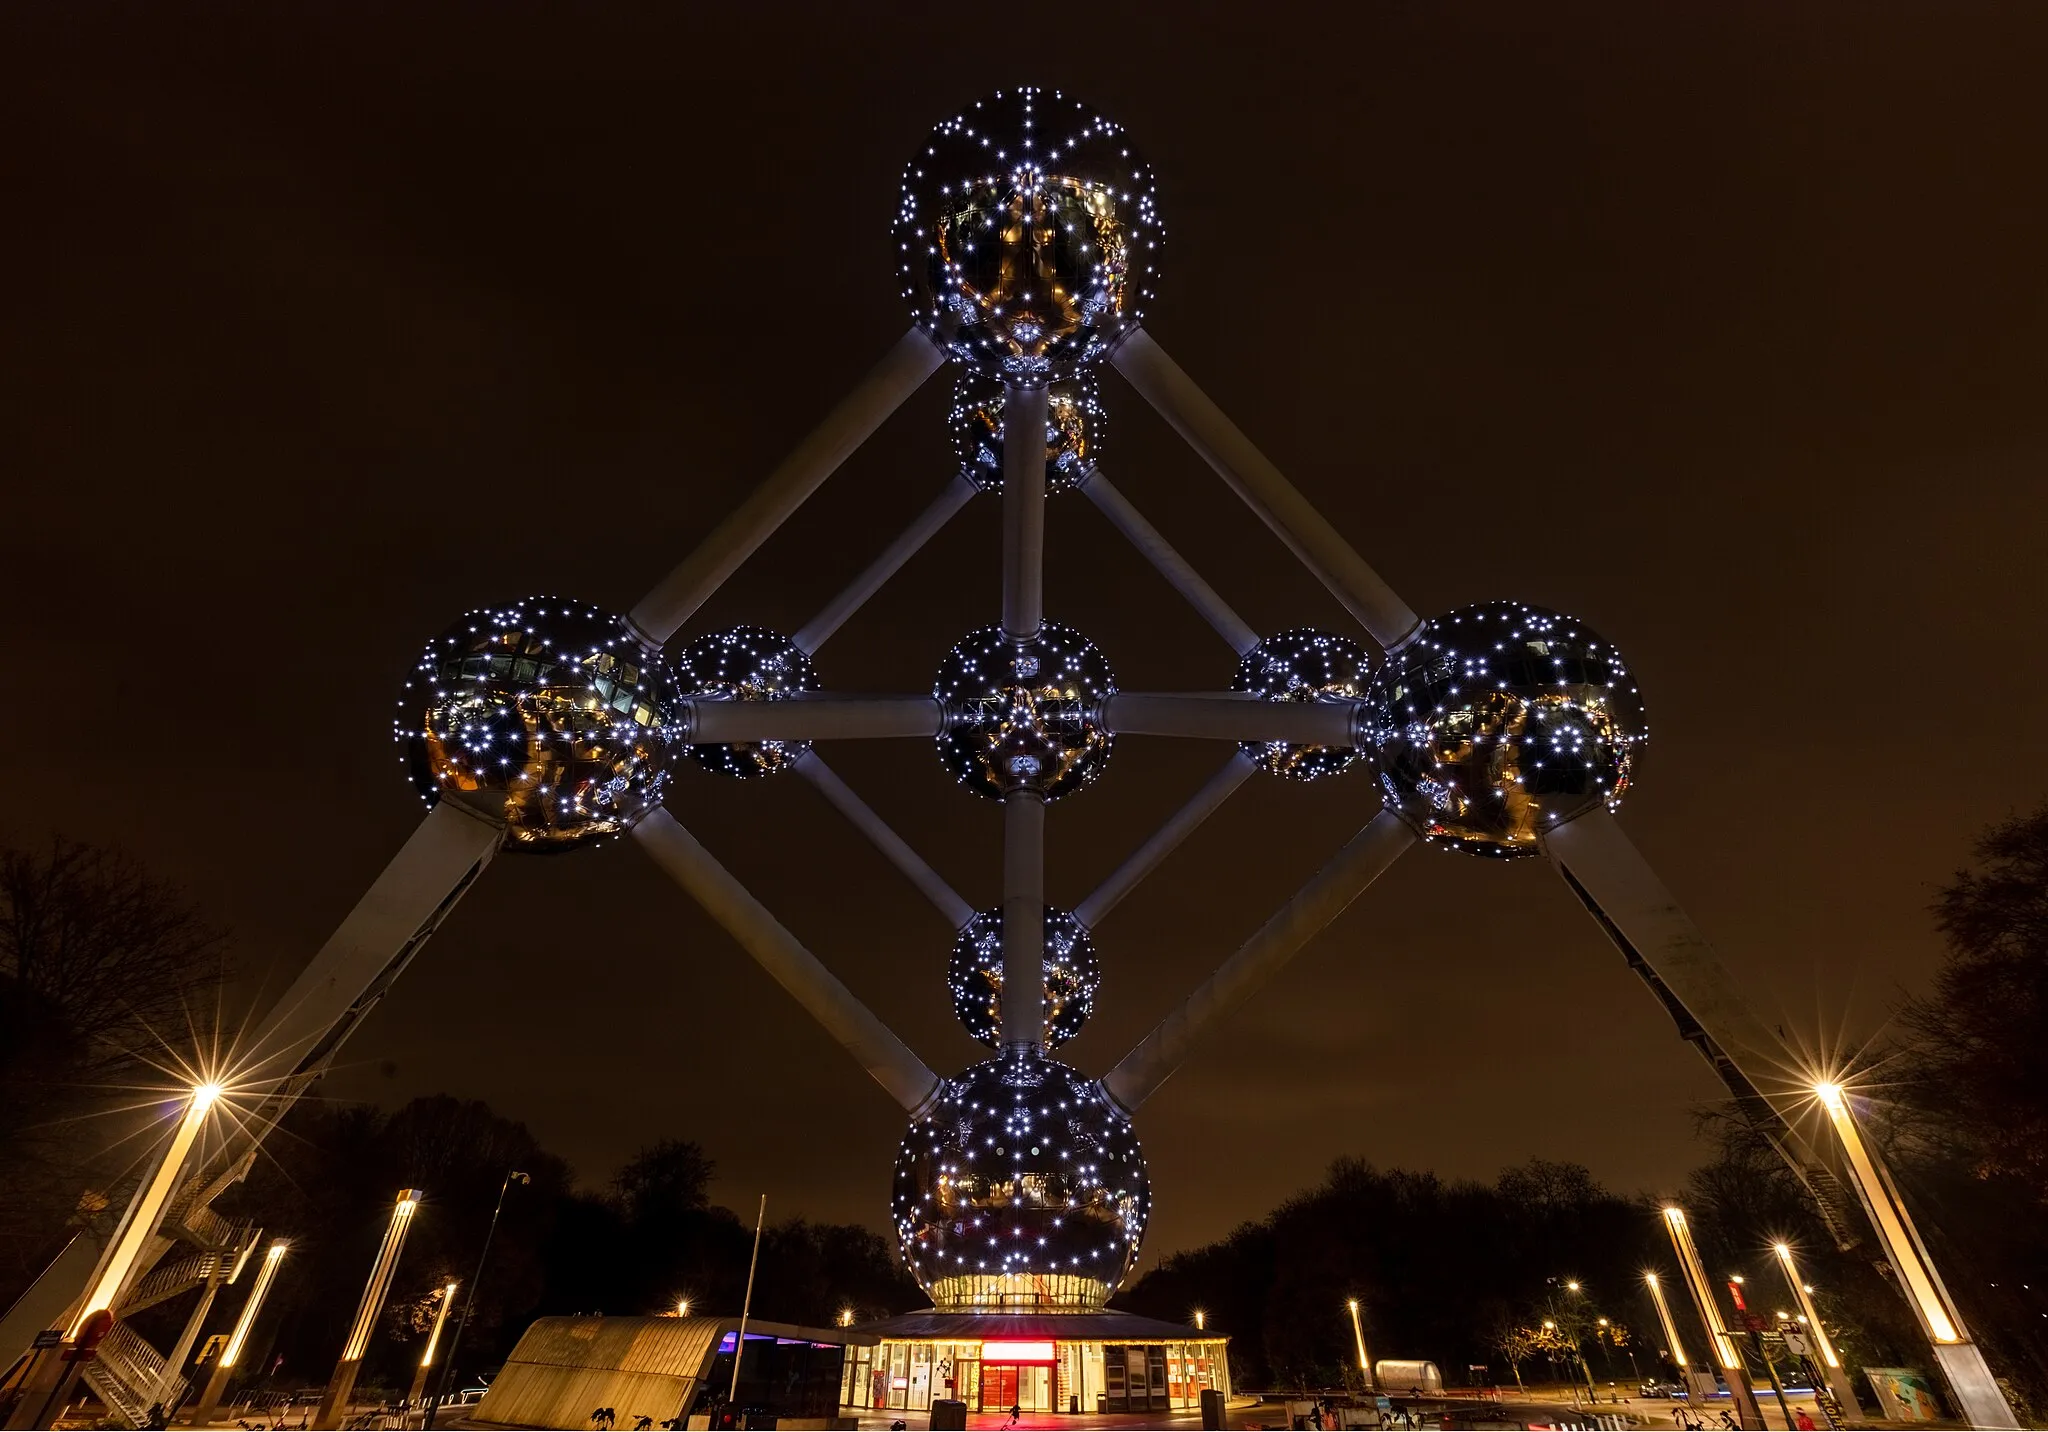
xmin=674 ymin=626 xmax=818 ymax=779
xmin=1361 ymin=600 xmax=1648 ymax=858
xmin=892 ymin=1049 xmax=1150 ymax=1311
xmin=933 ymin=622 xmax=1115 ymax=801
xmin=949 ymin=907 xmax=1099 ymax=1050
xmin=896 ymin=87 xmax=1162 ymax=381
xmin=1231 ymin=628 xmax=1373 ymax=781
xmin=950 ymin=368 xmax=1104 ymax=494
xmin=396 ymin=597 xmax=683 ymax=852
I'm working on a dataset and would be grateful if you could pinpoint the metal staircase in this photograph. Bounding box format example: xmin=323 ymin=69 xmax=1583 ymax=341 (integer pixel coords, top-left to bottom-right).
xmin=81 ymin=1322 xmax=186 ymax=1428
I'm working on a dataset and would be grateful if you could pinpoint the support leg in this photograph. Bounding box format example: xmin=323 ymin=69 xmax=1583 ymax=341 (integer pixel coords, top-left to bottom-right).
xmin=1103 ymin=809 xmax=1413 ymax=1111
xmin=1543 ymin=811 xmax=1862 ymax=1242
xmin=633 ymin=808 xmax=939 ymax=1111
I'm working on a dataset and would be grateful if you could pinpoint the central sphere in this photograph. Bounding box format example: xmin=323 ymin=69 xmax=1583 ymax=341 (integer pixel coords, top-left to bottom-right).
xmin=933 ymin=623 xmax=1115 ymax=801
xmin=895 ymin=87 xmax=1162 ymax=381
xmin=1232 ymin=628 xmax=1373 ymax=781
xmin=395 ymin=596 xmax=683 ymax=852
xmin=1360 ymin=600 xmax=1648 ymax=858
xmin=675 ymin=626 xmax=817 ymax=779
xmin=950 ymin=369 xmax=1105 ymax=494
xmin=949 ymin=907 xmax=1100 ymax=1050
xmin=892 ymin=1050 xmax=1150 ymax=1312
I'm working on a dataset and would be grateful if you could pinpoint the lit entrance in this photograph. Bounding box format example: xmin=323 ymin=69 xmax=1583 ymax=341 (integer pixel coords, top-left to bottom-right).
xmin=978 ymin=1340 xmax=1055 ymax=1412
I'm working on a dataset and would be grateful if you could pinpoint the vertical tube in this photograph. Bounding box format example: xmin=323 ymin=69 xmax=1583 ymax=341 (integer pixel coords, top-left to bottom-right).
xmin=408 ymin=1281 xmax=458 ymax=1404
xmin=1663 ymin=1207 xmax=1767 ymax=1430
xmin=1001 ymin=381 xmax=1048 ymax=638
xmin=1002 ymin=793 xmax=1047 ymax=1049
xmin=630 ymin=327 xmax=944 ymax=643
xmin=1811 ymin=1086 xmax=1960 ymax=1342
xmin=1347 ymin=1299 xmax=1373 ymax=1390
xmin=67 ymin=1084 xmax=222 ymax=1337
xmin=1772 ymin=1243 xmax=1866 ymax=1422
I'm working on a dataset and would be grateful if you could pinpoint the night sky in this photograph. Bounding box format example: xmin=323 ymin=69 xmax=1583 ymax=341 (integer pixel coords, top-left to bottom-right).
xmin=7 ymin=4 xmax=2047 ymax=1271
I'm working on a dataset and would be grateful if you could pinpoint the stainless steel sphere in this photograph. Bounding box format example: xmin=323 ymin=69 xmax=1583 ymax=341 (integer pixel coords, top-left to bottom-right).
xmin=892 ymin=1049 xmax=1150 ymax=1312
xmin=933 ymin=623 xmax=1115 ymax=801
xmin=395 ymin=597 xmax=683 ymax=852
xmin=896 ymin=87 xmax=1162 ymax=381
xmin=675 ymin=626 xmax=817 ymax=779
xmin=949 ymin=908 xmax=1100 ymax=1050
xmin=950 ymin=369 xmax=1104 ymax=494
xmin=1232 ymin=628 xmax=1373 ymax=782
xmin=1360 ymin=600 xmax=1648 ymax=858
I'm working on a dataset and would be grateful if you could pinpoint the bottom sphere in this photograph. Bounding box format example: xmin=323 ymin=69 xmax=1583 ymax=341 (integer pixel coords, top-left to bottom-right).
xmin=892 ymin=1050 xmax=1150 ymax=1312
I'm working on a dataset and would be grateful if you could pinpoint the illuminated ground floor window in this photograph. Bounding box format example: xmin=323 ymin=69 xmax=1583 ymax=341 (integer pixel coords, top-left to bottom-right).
xmin=839 ymin=1325 xmax=1229 ymax=1415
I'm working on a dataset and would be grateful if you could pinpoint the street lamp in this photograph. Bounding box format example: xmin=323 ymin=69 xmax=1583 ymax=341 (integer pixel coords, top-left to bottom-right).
xmin=1661 ymin=1205 xmax=1765 ymax=1430
xmin=1770 ymin=1242 xmax=1862 ymax=1418
xmin=318 ymin=1189 xmax=424 ymax=1429
xmin=1347 ymin=1298 xmax=1373 ymax=1391
xmin=678 ymin=1299 xmax=692 ymax=1319
xmin=422 ymin=1170 xmax=529 ymax=1430
xmin=191 ymin=1239 xmax=290 ymax=1424
xmin=408 ymin=1281 xmax=460 ymax=1405
xmin=1812 ymin=1082 xmax=2018 ymax=1428
xmin=1194 ymin=1308 xmax=1206 ymax=1333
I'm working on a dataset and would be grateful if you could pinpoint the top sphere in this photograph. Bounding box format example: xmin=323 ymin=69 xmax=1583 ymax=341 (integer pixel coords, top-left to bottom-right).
xmin=1360 ymin=600 xmax=1648 ymax=858
xmin=395 ymin=597 xmax=684 ymax=852
xmin=895 ymin=88 xmax=1162 ymax=381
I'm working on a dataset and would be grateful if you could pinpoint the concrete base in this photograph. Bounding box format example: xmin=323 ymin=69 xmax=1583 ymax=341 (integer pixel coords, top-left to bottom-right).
xmin=314 ymin=1356 xmax=362 ymax=1431
xmin=1725 ymin=1366 xmax=1766 ymax=1431
xmin=188 ymin=1359 xmax=234 ymax=1426
xmin=1932 ymin=1342 xmax=2019 ymax=1429
xmin=1817 ymin=1360 xmax=1864 ymax=1424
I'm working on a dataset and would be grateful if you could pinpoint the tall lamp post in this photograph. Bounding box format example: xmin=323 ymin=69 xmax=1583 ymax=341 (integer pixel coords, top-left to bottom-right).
xmin=408 ymin=1281 xmax=459 ymax=1405
xmin=317 ymin=1189 xmax=424 ymax=1430
xmin=190 ymin=1239 xmax=289 ymax=1425
xmin=1346 ymin=1298 xmax=1374 ymax=1393
xmin=1770 ymin=1243 xmax=1862 ymax=1420
xmin=1661 ymin=1206 xmax=1766 ymax=1430
xmin=423 ymin=1170 xmax=528 ymax=1430
xmin=1812 ymin=1083 xmax=2018 ymax=1428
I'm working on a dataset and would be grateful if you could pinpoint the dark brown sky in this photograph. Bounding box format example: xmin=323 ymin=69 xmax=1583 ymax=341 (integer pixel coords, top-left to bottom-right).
xmin=6 ymin=3 xmax=2047 ymax=1269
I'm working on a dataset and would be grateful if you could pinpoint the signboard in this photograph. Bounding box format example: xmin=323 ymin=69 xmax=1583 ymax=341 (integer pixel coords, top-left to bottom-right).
xmin=979 ymin=1341 xmax=1055 ymax=1364
xmin=1866 ymin=1368 xmax=1942 ymax=1423
xmin=31 ymin=1331 xmax=62 ymax=1349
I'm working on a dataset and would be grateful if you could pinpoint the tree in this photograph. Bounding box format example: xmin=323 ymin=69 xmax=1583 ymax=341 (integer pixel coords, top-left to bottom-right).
xmin=1490 ymin=1323 xmax=1537 ymax=1392
xmin=1897 ymin=801 xmax=2048 ymax=1199
xmin=0 ymin=837 xmax=228 ymax=1300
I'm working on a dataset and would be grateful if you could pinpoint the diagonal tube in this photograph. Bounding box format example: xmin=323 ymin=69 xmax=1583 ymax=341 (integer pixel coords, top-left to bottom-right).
xmin=630 ymin=327 xmax=945 ymax=644
xmin=633 ymin=808 xmax=939 ymax=1111
xmin=687 ymin=694 xmax=943 ymax=743
xmin=1110 ymin=329 xmax=1422 ymax=649
xmin=1002 ymin=793 xmax=1047 ymax=1049
xmin=1078 ymin=467 xmax=1259 ymax=655
xmin=1001 ymin=381 xmax=1049 ymax=638
xmin=1075 ymin=751 xmax=1254 ymax=929
xmin=1103 ymin=809 xmax=1413 ymax=1112
xmin=1101 ymin=691 xmax=1360 ymax=744
xmin=797 ymin=752 xmax=974 ymax=930
xmin=796 ymin=473 xmax=977 ymax=654
xmin=1543 ymin=810 xmax=1862 ymax=1244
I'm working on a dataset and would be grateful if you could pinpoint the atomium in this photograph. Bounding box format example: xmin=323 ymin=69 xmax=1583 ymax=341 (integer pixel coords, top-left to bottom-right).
xmin=949 ymin=908 xmax=1100 ymax=1050
xmin=1232 ymin=628 xmax=1374 ymax=781
xmin=891 ymin=1049 xmax=1150 ymax=1312
xmin=895 ymin=87 xmax=1162 ymax=381
xmin=950 ymin=368 xmax=1105 ymax=494
xmin=395 ymin=597 xmax=683 ymax=851
xmin=933 ymin=622 xmax=1116 ymax=800
xmin=674 ymin=626 xmax=818 ymax=779
xmin=1360 ymin=600 xmax=1648 ymax=858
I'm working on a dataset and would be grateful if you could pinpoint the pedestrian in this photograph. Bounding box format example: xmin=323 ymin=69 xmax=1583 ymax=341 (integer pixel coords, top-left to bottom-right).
xmin=1010 ymin=1399 xmax=1022 ymax=1428
xmin=1794 ymin=1414 xmax=1815 ymax=1431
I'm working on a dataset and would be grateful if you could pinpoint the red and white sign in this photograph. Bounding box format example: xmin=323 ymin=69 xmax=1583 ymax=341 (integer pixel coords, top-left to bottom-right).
xmin=978 ymin=1340 xmax=1056 ymax=1364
